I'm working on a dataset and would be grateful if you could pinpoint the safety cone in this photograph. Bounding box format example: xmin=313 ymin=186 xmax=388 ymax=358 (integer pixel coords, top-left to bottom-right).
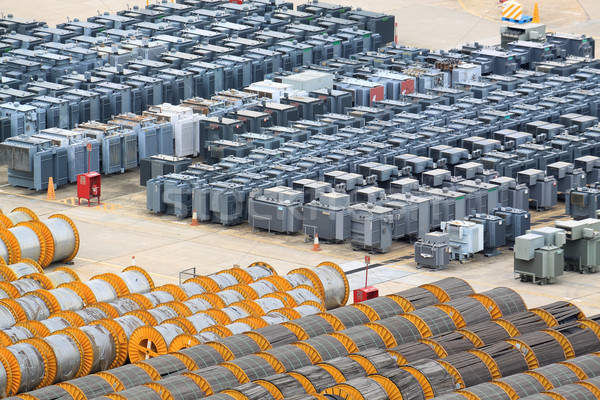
xmin=131 ymin=256 xmax=136 ymax=266
xmin=191 ymin=209 xmax=199 ymax=226
xmin=312 ymin=234 xmax=321 ymax=252
xmin=532 ymin=3 xmax=540 ymax=23
xmin=46 ymin=177 xmax=56 ymax=200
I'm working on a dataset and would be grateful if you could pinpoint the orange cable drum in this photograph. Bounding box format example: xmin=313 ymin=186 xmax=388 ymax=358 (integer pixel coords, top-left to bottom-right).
xmin=168 ymin=334 xmax=201 ymax=352
xmin=91 ymin=319 xmax=128 ymax=369
xmin=0 ymin=230 xmax=20 ymax=265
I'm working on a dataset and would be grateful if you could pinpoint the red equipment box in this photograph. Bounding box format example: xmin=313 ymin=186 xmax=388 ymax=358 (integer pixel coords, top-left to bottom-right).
xmin=353 ymin=286 xmax=379 ymax=303
xmin=77 ymin=172 xmax=101 ymax=206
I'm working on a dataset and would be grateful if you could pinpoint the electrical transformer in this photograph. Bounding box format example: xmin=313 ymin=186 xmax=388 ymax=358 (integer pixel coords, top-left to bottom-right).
xmin=555 ymin=218 xmax=600 ymax=273
xmin=517 ymin=169 xmax=558 ymax=211
xmin=566 ymin=187 xmax=600 ymax=220
xmin=492 ymin=207 xmax=531 ymax=246
xmin=441 ymin=220 xmax=484 ymax=262
xmin=414 ymin=232 xmax=450 ymax=270
xmin=302 ymin=192 xmax=352 ymax=242
xmin=348 ymin=203 xmax=394 ymax=253
xmin=514 ymin=227 xmax=566 ymax=285
xmin=248 ymin=187 xmax=304 ymax=234
xmin=465 ymin=213 xmax=507 ymax=257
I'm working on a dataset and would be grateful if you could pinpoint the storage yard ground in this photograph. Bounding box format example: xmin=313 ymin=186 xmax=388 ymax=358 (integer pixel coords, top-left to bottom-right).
xmin=2 ymin=164 xmax=600 ymax=316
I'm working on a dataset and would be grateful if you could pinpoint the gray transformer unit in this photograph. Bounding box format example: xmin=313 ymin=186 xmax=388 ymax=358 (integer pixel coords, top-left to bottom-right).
xmin=465 ymin=213 xmax=507 ymax=257
xmin=514 ymin=227 xmax=566 ymax=285
xmin=414 ymin=231 xmax=450 ymax=271
xmin=555 ymin=218 xmax=600 ymax=273
xmin=441 ymin=220 xmax=484 ymax=262
xmin=492 ymin=207 xmax=531 ymax=246
xmin=348 ymin=203 xmax=394 ymax=253
xmin=517 ymin=169 xmax=558 ymax=211
xmin=248 ymin=187 xmax=304 ymax=234
xmin=566 ymin=187 xmax=600 ymax=220
xmin=210 ymin=182 xmax=247 ymax=226
xmin=546 ymin=162 xmax=586 ymax=199
xmin=302 ymin=192 xmax=352 ymax=242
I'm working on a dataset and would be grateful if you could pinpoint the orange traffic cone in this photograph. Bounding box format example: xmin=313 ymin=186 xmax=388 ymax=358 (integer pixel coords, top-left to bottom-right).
xmin=312 ymin=234 xmax=321 ymax=252
xmin=191 ymin=209 xmax=199 ymax=226
xmin=46 ymin=177 xmax=56 ymax=200
xmin=532 ymin=3 xmax=540 ymax=23
xmin=131 ymin=256 xmax=136 ymax=266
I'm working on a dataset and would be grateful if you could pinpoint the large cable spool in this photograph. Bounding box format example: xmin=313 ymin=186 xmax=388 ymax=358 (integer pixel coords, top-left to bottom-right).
xmin=420 ymin=278 xmax=475 ymax=303
xmin=403 ymin=306 xmax=458 ymax=338
xmin=0 ymin=208 xmax=38 ymax=228
xmin=437 ymin=351 xmax=495 ymax=389
xmin=458 ymin=319 xmax=517 ymax=347
xmin=175 ymin=344 xmax=225 ymax=370
xmin=14 ymin=294 xmax=53 ymax=322
xmin=27 ymin=268 xmax=79 ymax=291
xmin=530 ymin=302 xmax=585 ymax=327
xmin=207 ymin=334 xmax=267 ymax=361
xmin=0 ymin=231 xmax=18 ymax=265
xmin=178 ymin=280 xmax=207 ymax=298
xmin=347 ymin=348 xmax=398 ymax=375
xmin=68 ymin=324 xmax=118 ymax=376
xmin=183 ymin=366 xmax=243 ymax=397
xmin=0 ymin=339 xmax=55 ymax=395
xmin=145 ymin=374 xmax=205 ymax=400
xmin=458 ymin=382 xmax=514 ymax=400
xmin=108 ymin=297 xmax=146 ymax=317
xmin=128 ymin=322 xmax=190 ymax=363
xmin=0 ymin=259 xmax=43 ymax=281
xmin=331 ymin=324 xmax=396 ymax=352
xmin=221 ymin=381 xmax=277 ymax=400
xmin=209 ymin=272 xmax=242 ymax=291
xmin=29 ymin=317 xmax=72 ymax=337
xmin=283 ymin=286 xmax=324 ymax=307
xmin=244 ymin=324 xmax=300 ymax=349
xmin=322 ymin=376 xmax=398 ymax=400
xmin=56 ymin=374 xmax=121 ymax=400
xmin=30 ymin=287 xmax=87 ymax=313
xmin=327 ymin=305 xmax=372 ymax=328
xmin=292 ymin=302 xmax=325 ymax=317
xmin=477 ymin=341 xmax=529 ymax=379
xmin=216 ymin=289 xmax=247 ymax=306
xmin=96 ymin=365 xmax=150 ymax=392
xmin=562 ymin=353 xmax=600 ymax=379
xmin=470 ymin=287 xmax=527 ymax=319
xmin=352 ymin=296 xmax=409 ymax=321
xmin=500 ymin=311 xmax=550 ymax=334
xmin=245 ymin=262 xmax=277 ymax=280
xmin=423 ymin=331 xmax=477 ymax=358
xmin=0 ymin=325 xmax=36 ymax=346
xmin=401 ymin=359 xmax=457 ymax=398
xmin=257 ymin=344 xmax=314 ymax=373
xmin=539 ymin=382 xmax=600 ymax=400
xmin=552 ymin=322 xmax=600 ymax=357
xmin=8 ymin=279 xmax=44 ymax=297
xmin=9 ymin=384 xmax=71 ymax=400
xmin=66 ymin=279 xmax=119 ymax=304
xmin=4 ymin=224 xmax=46 ymax=266
xmin=288 ymin=364 xmax=339 ymax=394
xmin=374 ymin=315 xmax=422 ymax=347
xmin=495 ymin=373 xmax=550 ymax=399
xmin=283 ymin=314 xmax=338 ymax=340
xmin=41 ymin=214 xmax=79 ymax=264
xmin=388 ymin=340 xmax=442 ymax=366
xmin=319 ymin=355 xmax=368 ymax=383
xmin=506 ymin=330 xmax=568 ymax=370
xmin=0 ymin=281 xmax=21 ymax=299
xmin=295 ymin=262 xmax=349 ymax=310
xmin=374 ymin=368 xmax=426 ymax=400
xmin=103 ymin=385 xmax=163 ymax=400
xmin=435 ymin=297 xmax=492 ymax=329
xmin=142 ymin=291 xmax=177 ymax=309
xmin=526 ymin=362 xmax=584 ymax=390
xmin=136 ymin=353 xmax=197 ymax=380
xmin=222 ymin=354 xmax=280 ymax=382
xmin=292 ymin=335 xmax=352 ymax=364
xmin=255 ymin=373 xmax=308 ymax=400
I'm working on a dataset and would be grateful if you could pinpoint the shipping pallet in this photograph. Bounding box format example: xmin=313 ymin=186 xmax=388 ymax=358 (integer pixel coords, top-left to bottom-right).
xmin=502 ymin=15 xmax=533 ymax=24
